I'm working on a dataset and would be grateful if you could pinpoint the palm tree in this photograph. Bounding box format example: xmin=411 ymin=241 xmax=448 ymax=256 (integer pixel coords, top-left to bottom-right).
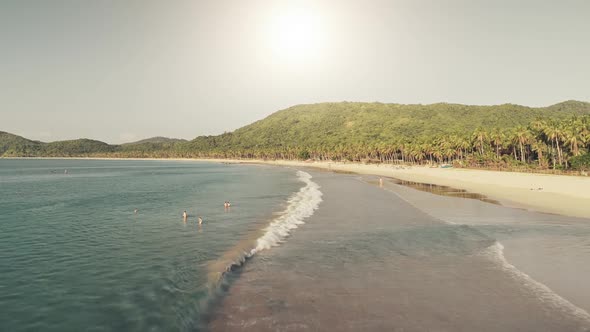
xmin=472 ymin=127 xmax=488 ymax=155
xmin=443 ymin=147 xmax=455 ymax=164
xmin=456 ymin=136 xmax=471 ymax=161
xmin=580 ymin=116 xmax=590 ymax=150
xmin=564 ymin=118 xmax=584 ymax=157
xmin=489 ymin=128 xmax=505 ymax=159
xmin=544 ymin=121 xmax=565 ymax=168
xmin=512 ymin=125 xmax=531 ymax=163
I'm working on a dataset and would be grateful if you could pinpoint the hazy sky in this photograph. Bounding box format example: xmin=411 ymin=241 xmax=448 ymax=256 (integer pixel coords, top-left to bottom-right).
xmin=1 ymin=0 xmax=589 ymax=143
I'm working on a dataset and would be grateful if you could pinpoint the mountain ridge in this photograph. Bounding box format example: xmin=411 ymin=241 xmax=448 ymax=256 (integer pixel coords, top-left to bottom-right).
xmin=2 ymin=101 xmax=590 ymax=170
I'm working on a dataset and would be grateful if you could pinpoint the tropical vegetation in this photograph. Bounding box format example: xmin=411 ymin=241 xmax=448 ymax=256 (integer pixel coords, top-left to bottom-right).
xmin=2 ymin=101 xmax=590 ymax=172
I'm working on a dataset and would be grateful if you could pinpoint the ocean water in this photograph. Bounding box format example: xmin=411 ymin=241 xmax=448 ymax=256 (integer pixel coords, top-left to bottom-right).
xmin=0 ymin=159 xmax=317 ymax=331
xmin=5 ymin=160 xmax=590 ymax=331
xmin=210 ymin=172 xmax=590 ymax=331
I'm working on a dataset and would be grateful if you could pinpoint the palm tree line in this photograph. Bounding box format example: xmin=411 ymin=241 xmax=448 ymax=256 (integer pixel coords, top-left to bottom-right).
xmin=174 ymin=115 xmax=590 ymax=170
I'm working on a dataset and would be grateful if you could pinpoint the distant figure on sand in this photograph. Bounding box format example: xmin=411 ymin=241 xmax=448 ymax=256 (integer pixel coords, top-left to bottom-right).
xmin=183 ymin=210 xmax=188 ymax=219
xmin=198 ymin=216 xmax=203 ymax=225
xmin=379 ymin=178 xmax=383 ymax=187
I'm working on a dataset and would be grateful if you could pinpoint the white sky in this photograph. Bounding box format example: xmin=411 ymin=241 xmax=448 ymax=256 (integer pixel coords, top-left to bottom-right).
xmin=1 ymin=0 xmax=589 ymax=143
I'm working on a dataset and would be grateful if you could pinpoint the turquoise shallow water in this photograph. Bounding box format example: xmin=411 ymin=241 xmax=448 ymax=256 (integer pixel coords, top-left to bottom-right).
xmin=0 ymin=159 xmax=302 ymax=331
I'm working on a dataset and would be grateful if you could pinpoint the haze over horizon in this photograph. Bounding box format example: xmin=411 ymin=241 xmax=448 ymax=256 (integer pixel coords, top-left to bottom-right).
xmin=2 ymin=0 xmax=589 ymax=144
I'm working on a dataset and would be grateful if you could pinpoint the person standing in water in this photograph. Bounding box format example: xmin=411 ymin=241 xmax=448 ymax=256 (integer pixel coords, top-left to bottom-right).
xmin=182 ymin=210 xmax=188 ymax=220
xmin=379 ymin=178 xmax=383 ymax=187
xmin=134 ymin=208 xmax=138 ymax=214
xmin=198 ymin=216 xmax=203 ymax=225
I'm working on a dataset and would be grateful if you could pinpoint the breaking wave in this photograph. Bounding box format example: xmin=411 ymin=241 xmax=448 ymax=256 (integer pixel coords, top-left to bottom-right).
xmin=481 ymin=242 xmax=590 ymax=323
xmin=249 ymin=170 xmax=323 ymax=255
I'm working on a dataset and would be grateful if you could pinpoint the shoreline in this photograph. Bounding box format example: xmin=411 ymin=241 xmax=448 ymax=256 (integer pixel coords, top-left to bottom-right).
xmin=3 ymin=157 xmax=589 ymax=219
xmin=210 ymin=170 xmax=590 ymax=331
xmin=224 ymin=159 xmax=590 ymax=219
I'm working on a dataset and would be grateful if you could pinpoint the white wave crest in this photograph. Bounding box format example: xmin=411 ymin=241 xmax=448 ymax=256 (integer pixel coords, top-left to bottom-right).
xmin=249 ymin=170 xmax=323 ymax=256
xmin=481 ymin=242 xmax=590 ymax=323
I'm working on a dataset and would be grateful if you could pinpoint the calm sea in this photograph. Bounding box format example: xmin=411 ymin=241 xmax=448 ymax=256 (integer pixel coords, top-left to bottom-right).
xmin=0 ymin=159 xmax=317 ymax=331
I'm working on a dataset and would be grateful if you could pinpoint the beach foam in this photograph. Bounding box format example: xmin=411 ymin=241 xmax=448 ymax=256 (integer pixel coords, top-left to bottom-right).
xmin=481 ymin=242 xmax=590 ymax=323
xmin=249 ymin=171 xmax=323 ymax=255
xmin=207 ymin=170 xmax=323 ymax=280
xmin=383 ymin=178 xmax=590 ymax=324
xmin=200 ymin=170 xmax=322 ymax=321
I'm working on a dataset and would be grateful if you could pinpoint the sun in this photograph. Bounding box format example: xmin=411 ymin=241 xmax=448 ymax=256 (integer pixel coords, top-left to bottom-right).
xmin=267 ymin=8 xmax=322 ymax=62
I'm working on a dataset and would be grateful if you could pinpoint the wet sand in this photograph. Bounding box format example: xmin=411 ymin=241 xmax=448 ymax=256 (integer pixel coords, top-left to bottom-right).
xmin=203 ymin=159 xmax=590 ymax=219
xmin=380 ymin=177 xmax=590 ymax=314
xmin=209 ymin=172 xmax=590 ymax=331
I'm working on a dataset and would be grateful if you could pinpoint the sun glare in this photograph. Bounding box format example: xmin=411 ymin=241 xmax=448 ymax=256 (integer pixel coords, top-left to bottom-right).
xmin=268 ymin=8 xmax=322 ymax=62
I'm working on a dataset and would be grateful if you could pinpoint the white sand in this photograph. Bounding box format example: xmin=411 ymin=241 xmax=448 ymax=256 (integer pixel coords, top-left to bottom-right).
xmin=203 ymin=159 xmax=590 ymax=219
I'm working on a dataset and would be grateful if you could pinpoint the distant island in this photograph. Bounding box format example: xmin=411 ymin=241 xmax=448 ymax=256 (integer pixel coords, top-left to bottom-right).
xmin=2 ymin=101 xmax=590 ymax=171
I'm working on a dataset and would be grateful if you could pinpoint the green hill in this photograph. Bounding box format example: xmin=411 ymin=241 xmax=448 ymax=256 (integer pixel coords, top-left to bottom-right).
xmin=42 ymin=139 xmax=116 ymax=157
xmin=182 ymin=101 xmax=590 ymax=150
xmin=0 ymin=134 xmax=185 ymax=158
xmin=2 ymin=101 xmax=590 ymax=170
xmin=0 ymin=133 xmax=116 ymax=157
xmin=117 ymin=137 xmax=187 ymax=157
xmin=122 ymin=137 xmax=187 ymax=145
xmin=0 ymin=131 xmax=43 ymax=156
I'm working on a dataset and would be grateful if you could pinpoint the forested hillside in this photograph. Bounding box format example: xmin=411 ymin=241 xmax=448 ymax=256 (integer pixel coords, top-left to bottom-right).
xmin=2 ymin=101 xmax=590 ymax=170
xmin=0 ymin=132 xmax=43 ymax=156
xmin=122 ymin=137 xmax=187 ymax=145
xmin=182 ymin=100 xmax=590 ymax=151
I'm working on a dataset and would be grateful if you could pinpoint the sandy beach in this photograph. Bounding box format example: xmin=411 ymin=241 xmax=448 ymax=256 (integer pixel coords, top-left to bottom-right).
xmin=209 ymin=171 xmax=590 ymax=331
xmin=204 ymin=159 xmax=590 ymax=219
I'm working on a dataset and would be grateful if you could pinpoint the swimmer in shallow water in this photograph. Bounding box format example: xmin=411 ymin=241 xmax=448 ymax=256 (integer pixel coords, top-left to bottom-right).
xmin=134 ymin=208 xmax=138 ymax=214
xmin=198 ymin=216 xmax=203 ymax=225
xmin=182 ymin=211 xmax=188 ymax=220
